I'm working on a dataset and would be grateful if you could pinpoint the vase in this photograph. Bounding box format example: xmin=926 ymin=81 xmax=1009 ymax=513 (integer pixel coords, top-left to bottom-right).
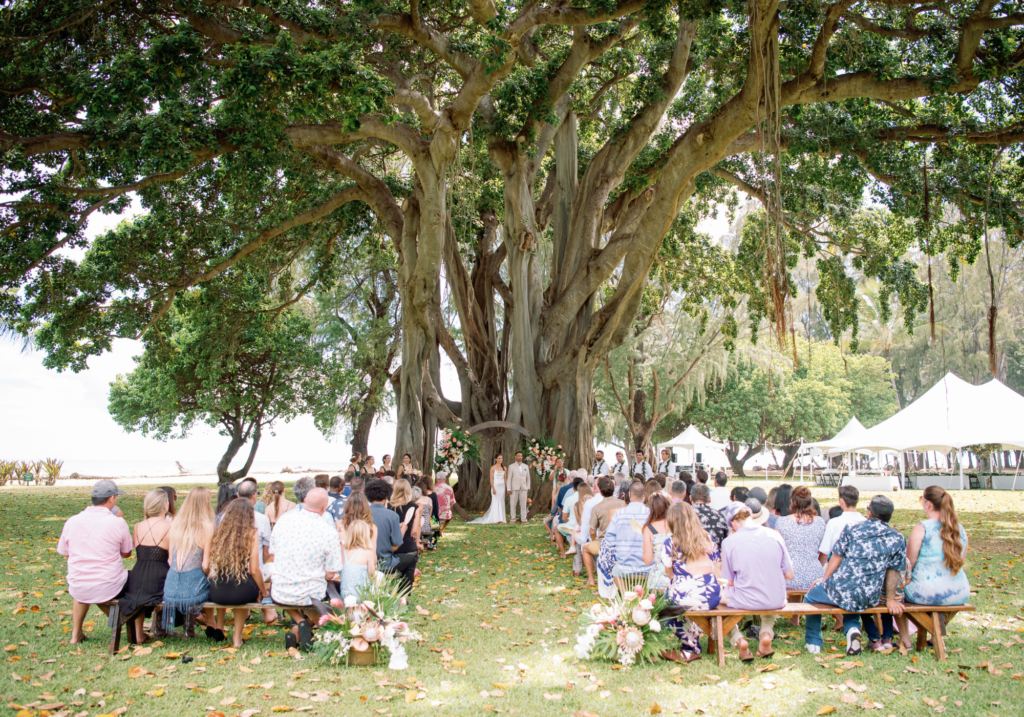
xmin=347 ymin=647 xmax=376 ymax=666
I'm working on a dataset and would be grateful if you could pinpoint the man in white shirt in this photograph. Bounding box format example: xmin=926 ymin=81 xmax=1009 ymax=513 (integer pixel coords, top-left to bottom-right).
xmin=631 ymin=450 xmax=654 ymax=480
xmin=818 ymin=485 xmax=866 ymax=564
xmin=709 ymin=471 xmax=732 ymax=510
xmin=591 ymin=450 xmax=610 ymax=477
xmin=610 ymin=451 xmax=628 ymax=476
xmin=656 ymin=448 xmax=676 ymax=476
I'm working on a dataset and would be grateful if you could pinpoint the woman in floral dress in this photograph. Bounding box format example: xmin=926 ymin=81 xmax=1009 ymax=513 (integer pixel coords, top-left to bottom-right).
xmin=661 ymin=502 xmax=721 ymax=663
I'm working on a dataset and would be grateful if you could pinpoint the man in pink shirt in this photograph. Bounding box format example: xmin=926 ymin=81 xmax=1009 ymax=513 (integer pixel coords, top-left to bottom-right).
xmin=57 ymin=480 xmax=133 ymax=644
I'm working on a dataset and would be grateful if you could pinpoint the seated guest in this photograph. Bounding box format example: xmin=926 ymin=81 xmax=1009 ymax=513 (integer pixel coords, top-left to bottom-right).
xmin=695 ymin=469 xmax=709 ymax=485
xmin=339 ymin=519 xmax=377 ymax=599
xmin=680 ymin=471 xmax=693 ymax=484
xmin=690 ymin=484 xmax=728 ymax=562
xmin=556 ymin=477 xmax=586 ymax=558
xmin=237 ymin=479 xmax=277 ymax=625
xmin=709 ymin=472 xmax=731 ymax=510
xmin=119 ymin=489 xmax=172 ymax=643
xmin=640 ymin=493 xmax=671 ymax=590
xmin=828 ymin=504 xmax=844 ymax=521
xmin=390 ymin=478 xmax=423 ymax=557
xmin=775 ymin=486 xmax=826 ymax=590
xmin=328 ymin=475 xmax=345 ymax=502
xmin=159 ymin=486 xmax=178 ymax=519
xmin=163 ymin=486 xmax=215 ymax=638
xmin=818 ymin=485 xmax=865 ymax=563
xmin=583 ymin=477 xmax=623 ymax=587
xmin=270 ymin=488 xmax=343 ymax=651
xmin=803 ymin=495 xmax=907 ymax=655
xmin=747 ymin=486 xmax=768 ymax=506
xmin=433 ymin=472 xmax=456 ymax=533
xmin=215 ymin=482 xmax=238 ymax=516
xmin=414 ymin=480 xmax=437 ymax=550
xmin=208 ymin=500 xmax=268 ymax=647
xmin=905 ymin=486 xmax=970 ymax=606
xmin=239 ymin=477 xmax=265 ymax=514
xmin=327 ymin=475 xmax=348 ymax=523
xmin=721 ymin=500 xmax=794 ymax=661
xmin=660 ymin=502 xmax=721 ymax=663
xmin=293 ymin=475 xmax=339 ymax=530
xmin=546 ymin=465 xmax=573 ymax=538
xmin=568 ymin=482 xmax=595 ymax=576
xmin=644 ymin=479 xmax=662 ymax=505
xmin=57 ymin=480 xmax=133 ymax=645
xmin=729 ymin=486 xmax=748 ymax=503
xmin=652 ymin=473 xmax=667 ymax=490
xmin=670 ymin=480 xmax=687 ymax=503
xmin=367 ymin=480 xmax=419 ymax=594
xmin=262 ymin=481 xmax=295 ymax=527
xmin=598 ymin=481 xmax=651 ymax=593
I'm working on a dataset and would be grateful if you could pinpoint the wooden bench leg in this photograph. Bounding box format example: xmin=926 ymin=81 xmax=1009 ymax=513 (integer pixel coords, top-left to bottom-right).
xmin=906 ymin=613 xmax=933 ymax=653
xmin=931 ymin=612 xmax=947 ymax=660
xmin=108 ymin=603 xmax=121 ymax=655
xmin=714 ymin=616 xmax=725 ymax=667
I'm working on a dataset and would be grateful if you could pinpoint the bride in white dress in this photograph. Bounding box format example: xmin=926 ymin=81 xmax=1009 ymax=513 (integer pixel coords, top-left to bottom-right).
xmin=470 ymin=454 xmax=507 ymax=524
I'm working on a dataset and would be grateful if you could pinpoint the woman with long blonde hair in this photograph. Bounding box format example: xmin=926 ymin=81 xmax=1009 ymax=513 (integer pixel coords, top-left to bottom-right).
xmin=905 ymin=486 xmax=970 ymax=605
xmin=661 ymin=502 xmax=721 ymax=663
xmin=338 ymin=519 xmax=377 ymax=599
xmin=119 ymin=489 xmax=172 ymax=643
xmin=262 ymin=480 xmax=295 ymax=526
xmin=208 ymin=500 xmax=267 ymax=646
xmin=338 ymin=492 xmax=378 ymax=547
xmin=390 ymin=479 xmax=422 ymax=554
xmin=162 ymin=486 xmax=215 ymax=637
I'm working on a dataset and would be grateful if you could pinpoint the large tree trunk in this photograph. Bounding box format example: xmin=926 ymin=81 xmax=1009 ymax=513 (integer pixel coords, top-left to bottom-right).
xmin=350 ymin=402 xmax=374 ymax=457
xmin=216 ymin=417 xmax=250 ymax=483
xmin=725 ymin=441 xmax=763 ymax=478
xmin=225 ymin=424 xmax=262 ymax=482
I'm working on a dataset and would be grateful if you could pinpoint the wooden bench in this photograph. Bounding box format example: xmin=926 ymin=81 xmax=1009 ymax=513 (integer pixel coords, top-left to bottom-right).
xmin=105 ymin=600 xmax=293 ymax=654
xmin=680 ymin=602 xmax=974 ymax=666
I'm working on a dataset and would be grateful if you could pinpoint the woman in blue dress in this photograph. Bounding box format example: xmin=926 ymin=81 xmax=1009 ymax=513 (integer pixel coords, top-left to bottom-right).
xmin=163 ymin=486 xmax=215 ymax=638
xmin=661 ymin=502 xmax=721 ymax=663
xmin=905 ymin=486 xmax=970 ymax=605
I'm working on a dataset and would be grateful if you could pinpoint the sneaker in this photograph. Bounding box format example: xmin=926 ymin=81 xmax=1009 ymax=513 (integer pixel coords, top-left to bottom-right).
xmin=873 ymin=639 xmax=893 ymax=653
xmin=806 ymin=644 xmax=821 ymax=655
xmin=846 ymin=627 xmax=862 ymax=656
xmin=565 ymin=547 xmax=577 ymax=555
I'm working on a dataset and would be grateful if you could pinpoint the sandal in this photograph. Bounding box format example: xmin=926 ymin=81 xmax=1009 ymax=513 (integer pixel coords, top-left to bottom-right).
xmin=297 ymin=620 xmax=313 ymax=652
xmin=285 ymin=631 xmax=298 ymax=651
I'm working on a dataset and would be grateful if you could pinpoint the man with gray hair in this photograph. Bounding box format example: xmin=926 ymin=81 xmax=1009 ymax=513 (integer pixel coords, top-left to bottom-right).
xmin=803 ymin=494 xmax=907 ymax=656
xmin=670 ymin=480 xmax=687 ymax=503
xmin=293 ymin=475 xmax=339 ymax=531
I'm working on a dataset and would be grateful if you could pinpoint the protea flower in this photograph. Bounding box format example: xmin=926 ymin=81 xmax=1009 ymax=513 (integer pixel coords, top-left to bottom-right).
xmin=616 ymin=626 xmax=644 ymax=653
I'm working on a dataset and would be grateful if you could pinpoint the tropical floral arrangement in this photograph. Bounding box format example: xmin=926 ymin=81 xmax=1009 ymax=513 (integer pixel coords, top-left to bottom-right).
xmin=434 ymin=425 xmax=482 ymax=476
xmin=523 ymin=436 xmax=566 ymax=482
xmin=574 ymin=582 xmax=673 ymax=667
xmin=312 ymin=574 xmax=420 ymax=669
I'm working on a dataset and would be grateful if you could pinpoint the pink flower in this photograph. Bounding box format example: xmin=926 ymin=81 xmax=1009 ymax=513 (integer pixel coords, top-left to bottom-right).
xmin=318 ymin=614 xmax=332 ymax=627
xmin=635 ymin=586 xmax=644 ymax=597
xmin=330 ymin=597 xmax=344 ymax=608
xmin=351 ymin=637 xmax=370 ymax=652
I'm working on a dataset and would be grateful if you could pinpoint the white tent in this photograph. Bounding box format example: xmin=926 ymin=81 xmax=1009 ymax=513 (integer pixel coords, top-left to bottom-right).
xmin=660 ymin=425 xmax=726 ymax=465
xmin=806 ymin=416 xmax=868 ymax=454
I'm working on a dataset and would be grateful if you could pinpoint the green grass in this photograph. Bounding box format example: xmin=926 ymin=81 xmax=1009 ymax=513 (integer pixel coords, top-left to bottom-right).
xmin=1 ymin=484 xmax=1023 ymax=717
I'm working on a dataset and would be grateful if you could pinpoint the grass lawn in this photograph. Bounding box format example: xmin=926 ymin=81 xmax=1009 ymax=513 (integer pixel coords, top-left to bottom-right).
xmin=1 ymin=484 xmax=1022 ymax=717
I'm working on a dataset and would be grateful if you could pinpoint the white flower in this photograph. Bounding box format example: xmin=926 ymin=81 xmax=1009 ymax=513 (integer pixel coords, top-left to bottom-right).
xmin=649 ymin=620 xmax=661 ymax=633
xmin=639 ymin=599 xmax=653 ymax=611
xmin=631 ymin=608 xmax=651 ymax=626
xmin=344 ymin=595 xmax=358 ymax=608
xmin=586 ymin=623 xmax=602 ymax=637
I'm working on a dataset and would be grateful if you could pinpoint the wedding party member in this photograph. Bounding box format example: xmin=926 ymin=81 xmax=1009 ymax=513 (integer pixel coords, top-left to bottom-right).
xmin=434 ymin=472 xmax=456 ymax=534
xmin=775 ymin=486 xmax=827 ymax=590
xmin=208 ymin=500 xmax=268 ymax=647
xmin=270 ymin=488 xmax=343 ymax=651
xmin=818 ymin=485 xmax=865 ymax=563
xmin=660 ymin=502 xmax=721 ymax=663
xmin=364 ymin=456 xmax=377 ymax=476
xmin=339 ymin=520 xmax=377 ymax=599
xmin=632 ymin=450 xmax=654 ymax=480
xmin=119 ymin=489 xmax=172 ymax=643
xmin=262 ymin=481 xmax=295 ymax=527
xmin=507 ymin=451 xmax=531 ymax=523
xmin=591 ymin=450 xmax=610 ymax=477
xmin=348 ymin=453 xmax=364 ymax=477
xmin=690 ymin=484 xmax=728 ymax=561
xmin=367 ymin=480 xmax=419 ymax=594
xmin=720 ymin=500 xmax=794 ymax=661
xmin=656 ymin=448 xmax=676 ymax=476
xmin=471 ymin=454 xmax=508 ymax=524
xmin=57 ymin=480 xmax=132 ymax=645
xmin=396 ymin=453 xmax=420 ymax=481
xmin=610 ymin=452 xmax=628 ymax=476
xmin=381 ymin=454 xmax=393 ymax=475
xmin=163 ymin=486 xmax=215 ymax=638
xmin=640 ymin=493 xmax=671 ymax=591
xmin=905 ymin=486 xmax=970 ymax=606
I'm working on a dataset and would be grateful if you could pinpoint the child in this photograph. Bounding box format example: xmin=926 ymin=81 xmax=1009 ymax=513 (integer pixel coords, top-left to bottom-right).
xmin=338 ymin=521 xmax=377 ymax=600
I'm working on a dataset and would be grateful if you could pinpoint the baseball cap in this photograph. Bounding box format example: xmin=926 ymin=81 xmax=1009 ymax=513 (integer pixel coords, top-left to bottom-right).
xmin=745 ymin=497 xmax=769 ymax=526
xmin=747 ymin=486 xmax=768 ymax=504
xmin=92 ymin=479 xmax=125 ymax=499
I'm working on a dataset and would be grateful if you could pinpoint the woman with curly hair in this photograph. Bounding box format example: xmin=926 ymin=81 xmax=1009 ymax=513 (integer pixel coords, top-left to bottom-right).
xmin=208 ymin=500 xmax=268 ymax=646
xmin=163 ymin=486 xmax=215 ymax=638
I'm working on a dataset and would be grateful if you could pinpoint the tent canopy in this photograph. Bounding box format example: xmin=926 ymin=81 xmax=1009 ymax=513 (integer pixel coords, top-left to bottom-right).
xmin=806 ymin=416 xmax=867 ymax=452
xmin=660 ymin=425 xmax=726 ymax=455
xmin=829 ymin=373 xmax=1024 ymax=454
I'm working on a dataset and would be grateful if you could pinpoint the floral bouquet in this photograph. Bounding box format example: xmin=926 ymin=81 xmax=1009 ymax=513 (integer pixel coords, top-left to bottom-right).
xmin=312 ymin=574 xmax=421 ymax=669
xmin=574 ymin=580 xmax=673 ymax=667
xmin=434 ymin=425 xmax=482 ymax=476
xmin=523 ymin=436 xmax=566 ymax=483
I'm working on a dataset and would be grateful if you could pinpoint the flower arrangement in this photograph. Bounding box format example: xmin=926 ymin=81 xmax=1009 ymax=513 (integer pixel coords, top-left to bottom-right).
xmin=523 ymin=436 xmax=566 ymax=483
xmin=312 ymin=574 xmax=421 ymax=669
xmin=574 ymin=581 xmax=673 ymax=667
xmin=434 ymin=425 xmax=482 ymax=476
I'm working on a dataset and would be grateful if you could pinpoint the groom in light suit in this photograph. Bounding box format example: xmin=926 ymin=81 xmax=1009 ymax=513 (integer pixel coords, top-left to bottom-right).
xmin=506 ymin=451 xmax=531 ymax=523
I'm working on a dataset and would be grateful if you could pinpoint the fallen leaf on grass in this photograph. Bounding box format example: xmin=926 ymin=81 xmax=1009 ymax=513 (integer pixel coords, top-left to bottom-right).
xmin=128 ymin=666 xmax=148 ymax=678
xmin=840 ymin=694 xmax=857 ymax=704
xmin=650 ymin=703 xmax=662 ymax=714
xmin=816 ymin=707 xmax=836 ymax=715
xmin=208 ymin=685 xmax=224 ymax=694
xmin=543 ymin=693 xmax=562 ymax=701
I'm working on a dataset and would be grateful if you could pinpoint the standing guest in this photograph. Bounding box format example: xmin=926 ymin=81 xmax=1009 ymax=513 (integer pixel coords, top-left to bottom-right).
xmin=381 ymin=454 xmax=393 ymax=475
xmin=720 ymin=500 xmax=794 ymax=661
xmin=507 ymin=451 xmax=532 ymax=524
xmin=339 ymin=492 xmax=379 ymax=547
xmin=775 ymin=486 xmax=827 ymax=590
xmin=582 ymin=477 xmax=623 ymax=587
xmin=659 ymin=502 xmax=721 ymax=663
xmin=414 ymin=482 xmax=436 ymax=550
xmin=56 ymin=480 xmax=131 ymax=645
xmin=338 ymin=520 xmax=377 ymax=599
xmin=904 ymin=486 xmax=970 ymax=606
xmin=708 ymin=472 xmax=730 ymax=509
xmin=163 ymin=486 xmax=215 ymax=638
xmin=592 ymin=450 xmax=610 ymax=477
xmin=270 ymin=488 xmax=343 ymax=651
xmin=119 ymin=489 xmax=172 ymax=643
xmin=598 ymin=481 xmax=651 ymax=592
xmin=610 ymin=451 xmax=628 ymax=476
xmin=208 ymin=500 xmax=268 ymax=647
xmin=657 ymin=448 xmax=676 ymax=476
xmin=434 ymin=472 xmax=456 ymax=534
xmin=159 ymin=486 xmax=178 ymax=519
xmin=262 ymin=481 xmax=295 ymax=527
xmin=632 ymin=450 xmax=654 ymax=481
xmin=396 ymin=453 xmax=420 ymax=482
xmin=803 ymin=495 xmax=907 ymax=656
xmin=818 ymin=485 xmax=865 ymax=564
xmin=690 ymin=484 xmax=728 ymax=561
xmin=237 ymin=479 xmax=277 ymax=625
xmin=640 ymin=493 xmax=672 ymax=590
xmin=293 ymin=475 xmax=339 ymax=531
xmin=670 ymin=480 xmax=687 ymax=503
xmin=695 ymin=469 xmax=709 ymax=485
xmin=367 ymin=480 xmax=419 ymax=594
xmin=729 ymin=486 xmax=749 ymax=504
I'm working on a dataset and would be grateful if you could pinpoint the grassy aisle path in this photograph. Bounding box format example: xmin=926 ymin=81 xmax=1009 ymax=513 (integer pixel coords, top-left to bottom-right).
xmin=1 ymin=485 xmax=1022 ymax=716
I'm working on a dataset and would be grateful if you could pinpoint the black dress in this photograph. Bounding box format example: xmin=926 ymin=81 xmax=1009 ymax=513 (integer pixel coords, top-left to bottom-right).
xmin=392 ymin=502 xmax=420 ymax=554
xmin=209 ymin=572 xmax=260 ymax=605
xmin=119 ymin=545 xmax=170 ymax=625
